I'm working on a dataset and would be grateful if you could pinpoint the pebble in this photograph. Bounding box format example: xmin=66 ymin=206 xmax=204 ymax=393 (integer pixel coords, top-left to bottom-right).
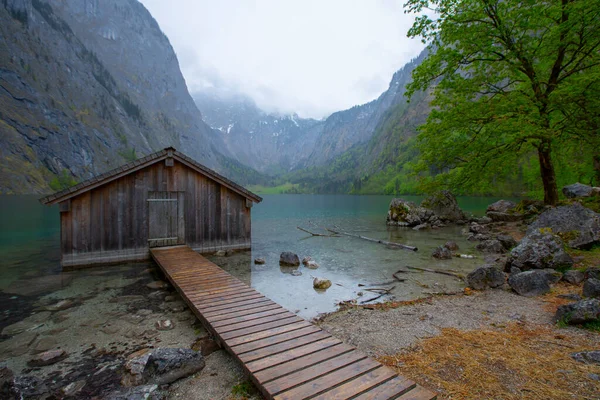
xmin=31 ymin=337 xmax=58 ymax=353
xmin=155 ymin=320 xmax=174 ymax=331
xmin=100 ymin=325 xmax=120 ymax=335
xmin=146 ymin=281 xmax=168 ymax=290
xmin=254 ymin=257 xmax=266 ymax=265
xmin=291 ymin=270 xmax=302 ymax=276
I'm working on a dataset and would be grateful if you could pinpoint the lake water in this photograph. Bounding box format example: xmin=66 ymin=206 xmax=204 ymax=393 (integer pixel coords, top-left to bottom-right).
xmin=0 ymin=194 xmax=506 ymax=321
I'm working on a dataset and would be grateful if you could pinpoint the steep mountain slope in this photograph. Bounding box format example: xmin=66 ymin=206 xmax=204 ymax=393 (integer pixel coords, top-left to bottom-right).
xmin=194 ymin=51 xmax=428 ymax=176
xmin=194 ymin=90 xmax=322 ymax=174
xmin=0 ymin=0 xmax=250 ymax=194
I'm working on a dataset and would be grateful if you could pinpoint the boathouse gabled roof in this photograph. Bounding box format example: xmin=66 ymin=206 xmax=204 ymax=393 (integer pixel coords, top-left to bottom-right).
xmin=39 ymin=147 xmax=263 ymax=205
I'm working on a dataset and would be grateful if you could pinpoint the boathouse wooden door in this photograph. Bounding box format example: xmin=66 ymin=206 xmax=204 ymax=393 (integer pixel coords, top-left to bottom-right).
xmin=147 ymin=191 xmax=185 ymax=248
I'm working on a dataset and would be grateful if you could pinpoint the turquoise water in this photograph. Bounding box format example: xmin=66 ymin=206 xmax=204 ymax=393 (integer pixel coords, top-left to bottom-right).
xmin=0 ymin=194 xmax=509 ymax=318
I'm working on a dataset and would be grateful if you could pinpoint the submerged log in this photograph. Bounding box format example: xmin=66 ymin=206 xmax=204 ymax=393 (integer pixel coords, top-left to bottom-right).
xmin=405 ymin=266 xmax=466 ymax=282
xmin=325 ymin=227 xmax=418 ymax=252
xmin=297 ymin=226 xmax=338 ymax=237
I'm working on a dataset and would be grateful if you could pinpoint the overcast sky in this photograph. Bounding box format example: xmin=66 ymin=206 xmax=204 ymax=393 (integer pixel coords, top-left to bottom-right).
xmin=139 ymin=0 xmax=425 ymax=119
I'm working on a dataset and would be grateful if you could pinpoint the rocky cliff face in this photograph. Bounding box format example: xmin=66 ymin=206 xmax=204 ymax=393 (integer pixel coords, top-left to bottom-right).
xmin=194 ymin=50 xmax=428 ymax=174
xmin=193 ymin=90 xmax=322 ymax=174
xmin=0 ymin=0 xmax=236 ymax=194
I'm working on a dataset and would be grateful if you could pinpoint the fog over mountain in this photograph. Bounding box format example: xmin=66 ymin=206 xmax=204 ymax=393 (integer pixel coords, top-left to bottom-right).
xmin=139 ymin=0 xmax=425 ymax=119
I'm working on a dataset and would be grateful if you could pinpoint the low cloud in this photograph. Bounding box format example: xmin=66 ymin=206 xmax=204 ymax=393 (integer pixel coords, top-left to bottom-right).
xmin=140 ymin=0 xmax=424 ymax=119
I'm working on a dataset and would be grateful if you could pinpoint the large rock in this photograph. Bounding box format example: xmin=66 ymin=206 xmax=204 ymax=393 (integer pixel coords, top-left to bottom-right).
xmin=467 ymin=265 xmax=506 ymax=290
xmin=555 ymin=299 xmax=600 ymax=324
xmin=387 ymin=199 xmax=433 ymax=227
xmin=497 ymin=234 xmax=518 ymax=250
xmin=563 ymin=270 xmax=585 ymax=285
xmin=508 ymin=270 xmax=551 ymax=297
xmin=486 ymin=200 xmax=523 ymax=222
xmin=313 ymin=278 xmax=332 ymax=290
xmin=122 ymin=349 xmax=152 ymax=387
xmin=527 ymin=203 xmax=600 ymax=249
xmin=507 ymin=231 xmax=573 ymax=271
xmin=420 ymin=190 xmax=466 ymax=222
xmin=583 ymin=278 xmax=600 ymax=298
xmin=487 ymin=200 xmax=517 ymax=213
xmin=142 ymin=348 xmax=205 ymax=385
xmin=562 ymin=183 xmax=594 ymax=198
xmin=279 ymin=252 xmax=300 ymax=266
xmin=431 ymin=246 xmax=452 ymax=259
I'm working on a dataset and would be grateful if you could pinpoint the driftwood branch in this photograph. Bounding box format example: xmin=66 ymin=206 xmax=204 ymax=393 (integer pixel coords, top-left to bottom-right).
xmin=325 ymin=227 xmax=417 ymax=252
xmin=393 ymin=270 xmax=407 ymax=282
xmin=296 ymin=226 xmax=338 ymax=237
xmin=405 ymin=266 xmax=466 ymax=282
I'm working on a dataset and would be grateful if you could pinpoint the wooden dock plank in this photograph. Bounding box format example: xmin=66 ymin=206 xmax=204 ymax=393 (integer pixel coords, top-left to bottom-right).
xmin=150 ymin=246 xmax=436 ymax=400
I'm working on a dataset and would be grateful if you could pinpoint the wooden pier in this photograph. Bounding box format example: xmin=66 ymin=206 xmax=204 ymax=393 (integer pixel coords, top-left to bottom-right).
xmin=151 ymin=246 xmax=436 ymax=400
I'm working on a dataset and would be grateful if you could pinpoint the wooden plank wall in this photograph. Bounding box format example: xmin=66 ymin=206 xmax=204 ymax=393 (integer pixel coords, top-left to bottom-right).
xmin=60 ymin=160 xmax=252 ymax=266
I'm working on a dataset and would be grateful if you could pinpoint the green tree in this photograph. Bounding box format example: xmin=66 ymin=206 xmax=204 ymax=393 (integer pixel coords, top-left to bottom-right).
xmin=49 ymin=169 xmax=77 ymax=191
xmin=405 ymin=0 xmax=600 ymax=204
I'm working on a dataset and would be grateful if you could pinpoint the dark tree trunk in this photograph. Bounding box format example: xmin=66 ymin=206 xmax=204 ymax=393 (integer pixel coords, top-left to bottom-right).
xmin=594 ymin=154 xmax=600 ymax=186
xmin=538 ymin=141 xmax=559 ymax=206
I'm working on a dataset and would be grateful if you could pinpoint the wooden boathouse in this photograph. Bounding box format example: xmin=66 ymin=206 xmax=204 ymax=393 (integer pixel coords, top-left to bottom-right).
xmin=40 ymin=147 xmax=262 ymax=267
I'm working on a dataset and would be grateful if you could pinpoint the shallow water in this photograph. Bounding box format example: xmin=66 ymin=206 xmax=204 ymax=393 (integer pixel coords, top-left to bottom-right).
xmin=0 ymin=194 xmax=510 ymax=321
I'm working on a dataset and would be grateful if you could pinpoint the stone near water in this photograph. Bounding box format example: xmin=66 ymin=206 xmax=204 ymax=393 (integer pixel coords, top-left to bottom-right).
xmin=496 ymin=234 xmax=518 ymax=250
xmin=476 ymin=239 xmax=506 ymax=253
xmin=142 ymin=348 xmax=205 ymax=385
xmin=527 ymin=203 xmax=600 ymax=249
xmin=469 ymin=222 xmax=490 ymax=235
xmin=27 ymin=349 xmax=67 ymax=367
xmin=313 ymin=278 xmax=332 ymax=290
xmin=562 ymin=182 xmax=594 ymax=198
xmin=571 ymin=351 xmax=600 ymax=365
xmin=507 ymin=231 xmax=573 ymax=271
xmin=487 ymin=199 xmax=517 ymax=214
xmin=555 ymin=299 xmax=600 ymax=325
xmin=467 ymin=265 xmax=506 ymax=290
xmin=583 ymin=278 xmax=600 ymax=298
xmin=302 ymin=256 xmax=312 ymax=265
xmin=146 ymin=281 xmax=168 ymax=290
xmin=420 ymin=190 xmax=466 ymax=222
xmin=191 ymin=336 xmax=221 ymax=356
xmin=254 ymin=257 xmax=266 ymax=265
xmin=1 ymin=314 xmax=49 ymax=336
xmin=444 ymin=241 xmax=459 ymax=251
xmin=305 ymin=260 xmax=320 ymax=269
xmin=291 ymin=270 xmax=302 ymax=276
xmin=431 ymin=246 xmax=452 ymax=259
xmin=214 ymin=250 xmax=226 ymax=257
xmin=508 ymin=270 xmax=551 ymax=297
xmin=155 ymin=320 xmax=174 ymax=331
xmin=279 ymin=252 xmax=300 ymax=266
xmin=412 ymin=223 xmax=429 ymax=231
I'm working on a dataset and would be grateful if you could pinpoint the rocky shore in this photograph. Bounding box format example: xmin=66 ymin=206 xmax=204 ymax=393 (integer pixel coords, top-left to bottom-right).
xmin=0 ymin=256 xmax=260 ymax=400
xmin=318 ymin=183 xmax=600 ymax=399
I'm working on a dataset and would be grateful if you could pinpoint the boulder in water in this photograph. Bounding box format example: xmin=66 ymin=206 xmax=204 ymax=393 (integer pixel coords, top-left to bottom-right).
xmin=313 ymin=278 xmax=332 ymax=290
xmin=280 ymin=252 xmax=300 ymax=266
xmin=420 ymin=190 xmax=466 ymax=222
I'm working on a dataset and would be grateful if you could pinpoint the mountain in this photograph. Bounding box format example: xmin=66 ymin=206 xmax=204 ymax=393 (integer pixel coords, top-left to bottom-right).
xmin=193 ymin=90 xmax=323 ymax=174
xmin=0 ymin=0 xmax=255 ymax=194
xmin=194 ymin=50 xmax=429 ymax=192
